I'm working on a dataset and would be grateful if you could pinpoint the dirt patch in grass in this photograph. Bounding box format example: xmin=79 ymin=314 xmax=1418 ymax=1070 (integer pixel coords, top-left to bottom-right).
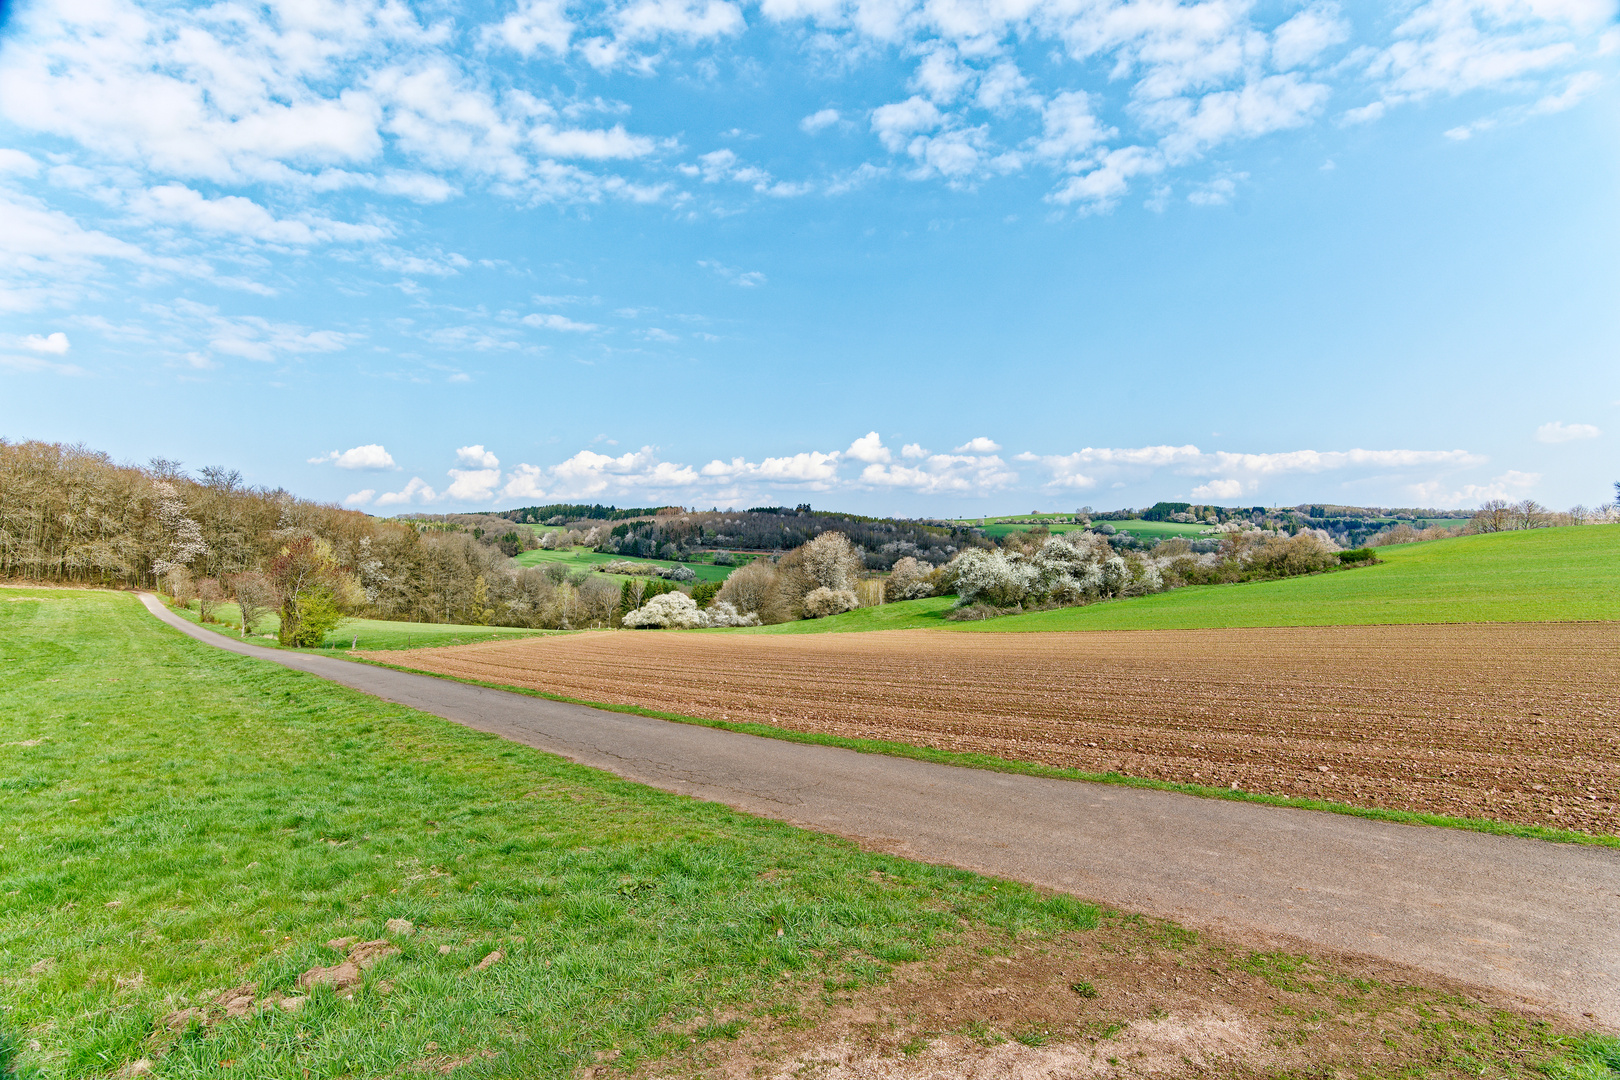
xmin=371 ymin=623 xmax=1620 ymax=836
xmin=640 ymin=915 xmax=1583 ymax=1080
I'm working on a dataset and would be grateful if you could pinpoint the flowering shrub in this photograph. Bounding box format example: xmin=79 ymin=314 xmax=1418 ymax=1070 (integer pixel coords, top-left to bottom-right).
xmin=621 ymin=591 xmax=760 ymax=628
xmin=885 ymin=556 xmax=935 ymax=600
xmin=803 ymin=586 xmax=859 ymax=618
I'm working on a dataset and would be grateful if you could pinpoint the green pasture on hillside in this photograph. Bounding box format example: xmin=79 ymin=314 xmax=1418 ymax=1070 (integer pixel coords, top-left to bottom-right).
xmin=0 ymin=588 xmax=1096 ymax=1077
xmin=167 ymin=600 xmax=558 ymax=651
xmin=513 ymin=546 xmax=739 ymax=584
xmin=973 ymin=526 xmax=1619 ymax=632
xmin=741 ymin=526 xmax=1618 ymax=635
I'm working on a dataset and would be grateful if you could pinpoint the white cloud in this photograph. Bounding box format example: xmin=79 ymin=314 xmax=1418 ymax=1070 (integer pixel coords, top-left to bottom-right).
xmin=554 ymin=447 xmax=701 ymax=494
xmin=613 ymin=0 xmax=746 ymax=42
xmin=445 ymin=467 xmax=503 ymax=502
xmin=456 ymin=444 xmax=501 ymax=469
xmin=801 ymin=108 xmax=842 ymax=133
xmin=0 ymin=352 xmax=85 ymax=376
xmin=502 ymin=463 xmax=549 ymax=500
xmin=375 ymin=476 xmax=439 ymax=507
xmin=845 ymin=430 xmax=891 ymax=463
xmin=858 ymin=453 xmax=1018 ymax=495
xmin=953 ymin=436 xmax=1001 ymax=453
xmin=1048 ymin=146 xmax=1164 ymax=210
xmin=488 ymin=0 xmax=575 ymax=56
xmin=530 ymin=124 xmax=656 ymax=159
xmin=1536 ymin=420 xmax=1601 ymax=443
xmin=870 ymin=97 xmax=943 ymax=153
xmin=698 ymin=260 xmax=767 ymax=286
xmin=22 ymin=331 xmax=70 ymax=354
xmin=1190 ymin=478 xmax=1247 ymax=499
xmin=1187 ymin=173 xmax=1247 ymax=206
xmin=0 ymin=149 xmax=40 ymax=177
xmin=1033 ymin=91 xmax=1112 ymax=161
xmin=309 ymin=444 xmax=399 ymax=470
xmin=901 ymin=443 xmax=929 ymax=459
xmin=701 ymin=451 xmax=842 ymax=487
xmin=130 ymin=184 xmax=390 ymax=246
xmin=342 ymin=489 xmax=376 ymax=507
xmin=1271 ymin=3 xmax=1352 ymax=69
xmin=523 ymin=312 xmax=601 ymax=331
xmin=1021 ymin=443 xmax=1488 ymax=499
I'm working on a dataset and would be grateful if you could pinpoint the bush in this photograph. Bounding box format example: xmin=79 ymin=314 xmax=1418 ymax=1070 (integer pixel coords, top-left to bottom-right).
xmin=1338 ymin=547 xmax=1377 ymax=564
xmin=622 ymin=592 xmax=708 ymax=629
xmin=703 ymin=600 xmax=760 ymax=628
xmin=713 ymin=559 xmax=779 ymax=620
xmin=885 ymin=556 xmax=934 ymax=600
xmin=621 ymin=591 xmax=759 ymax=628
xmin=801 ymin=532 xmax=863 ymax=593
xmin=803 ymin=586 xmax=859 ymax=619
xmin=946 ymin=602 xmax=1002 ymax=621
xmin=661 ymin=565 xmax=697 ymax=583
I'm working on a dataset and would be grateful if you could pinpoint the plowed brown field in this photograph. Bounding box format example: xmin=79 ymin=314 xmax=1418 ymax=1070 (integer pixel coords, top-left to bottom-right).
xmin=370 ymin=623 xmax=1620 ymax=836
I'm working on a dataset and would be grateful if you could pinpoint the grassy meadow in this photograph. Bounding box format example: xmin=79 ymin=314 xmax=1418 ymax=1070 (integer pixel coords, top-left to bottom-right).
xmin=165 ymin=600 xmax=559 ymax=651
xmin=975 ymin=526 xmax=1618 ymax=632
xmin=1 ymin=588 xmax=1096 ymax=1077
xmin=513 ymin=546 xmax=740 ymax=584
xmin=741 ymin=526 xmax=1618 ymax=635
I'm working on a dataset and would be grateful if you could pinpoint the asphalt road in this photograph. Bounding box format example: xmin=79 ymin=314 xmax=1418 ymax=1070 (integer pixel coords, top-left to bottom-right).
xmin=140 ymin=596 xmax=1619 ymax=1028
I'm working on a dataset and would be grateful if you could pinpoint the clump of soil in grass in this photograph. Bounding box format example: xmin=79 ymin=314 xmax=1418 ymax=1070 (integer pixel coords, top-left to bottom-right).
xmin=639 ymin=913 xmax=1581 ymax=1080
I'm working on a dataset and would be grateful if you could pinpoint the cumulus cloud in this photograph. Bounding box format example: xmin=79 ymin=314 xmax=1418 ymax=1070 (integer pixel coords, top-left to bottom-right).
xmin=309 ymin=444 xmax=399 ymax=470
xmin=523 ymin=312 xmax=601 ymax=331
xmin=845 ymin=431 xmax=891 ymax=463
xmin=456 ymin=444 xmax=501 ymax=469
xmin=375 ymin=476 xmax=439 ymax=507
xmin=1019 ymin=443 xmax=1488 ymax=500
xmin=698 ymin=260 xmax=767 ymax=286
xmin=1191 ymin=477 xmax=1247 ymax=500
xmin=1536 ymin=420 xmax=1601 ymax=443
xmin=953 ymin=436 xmax=1001 ymax=453
xmin=800 ymin=108 xmax=841 ymax=133
xmin=22 ymin=331 xmax=70 ymax=354
xmin=342 ymin=489 xmax=376 ymax=507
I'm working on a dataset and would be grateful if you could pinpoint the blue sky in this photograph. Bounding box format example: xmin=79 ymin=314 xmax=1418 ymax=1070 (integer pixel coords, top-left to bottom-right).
xmin=1 ymin=0 xmax=1616 ymax=516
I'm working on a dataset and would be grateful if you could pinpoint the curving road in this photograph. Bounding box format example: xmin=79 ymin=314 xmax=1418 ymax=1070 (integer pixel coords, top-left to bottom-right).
xmin=140 ymin=595 xmax=1619 ymax=1028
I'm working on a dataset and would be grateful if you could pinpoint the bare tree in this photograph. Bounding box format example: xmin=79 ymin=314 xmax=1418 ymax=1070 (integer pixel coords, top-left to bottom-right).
xmin=196 ymin=578 xmax=224 ymax=622
xmin=1470 ymin=499 xmax=1510 ymax=533
xmin=1511 ymin=499 xmax=1548 ymax=530
xmin=230 ymin=572 xmax=275 ymax=638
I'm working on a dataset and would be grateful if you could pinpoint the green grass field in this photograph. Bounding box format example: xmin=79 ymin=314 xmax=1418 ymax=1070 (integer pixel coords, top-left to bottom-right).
xmin=973 ymin=526 xmax=1618 ymax=632
xmin=739 ymin=526 xmax=1618 ymax=635
xmin=5 ymin=589 xmax=1616 ymax=1077
xmin=167 ymin=600 xmax=559 ymax=651
xmin=513 ymin=546 xmax=739 ymax=584
xmin=0 ymin=588 xmax=1096 ymax=1077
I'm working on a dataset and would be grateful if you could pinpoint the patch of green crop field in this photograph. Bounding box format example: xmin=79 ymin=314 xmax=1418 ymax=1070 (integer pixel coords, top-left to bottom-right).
xmin=733 ymin=596 xmax=957 ymax=634
xmin=513 ymin=546 xmax=738 ymax=583
xmin=969 ymin=519 xmax=1209 ymax=540
xmin=958 ymin=526 xmax=1620 ymax=631
xmin=0 ymin=587 xmax=1099 ymax=1078
xmin=164 ymin=600 xmax=558 ymax=651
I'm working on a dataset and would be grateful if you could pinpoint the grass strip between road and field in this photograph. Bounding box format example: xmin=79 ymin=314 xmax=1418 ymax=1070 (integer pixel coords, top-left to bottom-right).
xmin=351 ymin=657 xmax=1620 ymax=850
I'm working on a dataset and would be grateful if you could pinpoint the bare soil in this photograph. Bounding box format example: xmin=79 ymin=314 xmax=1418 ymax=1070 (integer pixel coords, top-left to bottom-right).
xmin=370 ymin=623 xmax=1620 ymax=837
xmin=624 ymin=914 xmax=1577 ymax=1080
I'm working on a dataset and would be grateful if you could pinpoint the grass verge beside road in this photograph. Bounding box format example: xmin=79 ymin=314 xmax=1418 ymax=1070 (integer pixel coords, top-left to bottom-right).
xmin=163 ymin=599 xmax=560 ymax=651
xmin=5 ymin=587 xmax=1613 ymax=1077
xmin=2 ymin=588 xmax=1092 ymax=1077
